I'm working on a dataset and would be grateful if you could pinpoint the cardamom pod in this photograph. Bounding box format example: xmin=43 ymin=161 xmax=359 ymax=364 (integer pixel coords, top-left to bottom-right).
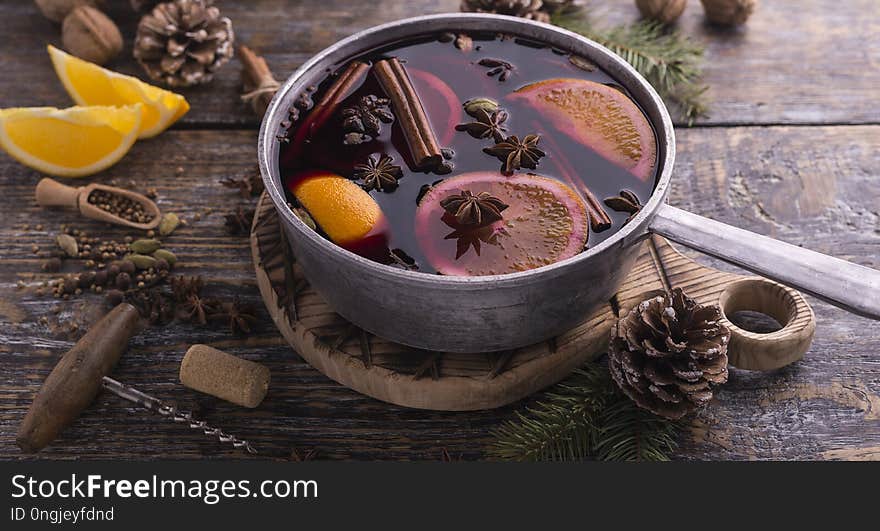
xmin=126 ymin=254 xmax=157 ymax=270
xmin=56 ymin=233 xmax=78 ymax=257
xmin=130 ymin=238 xmax=161 ymax=254
xmin=463 ymin=97 xmax=499 ymax=118
xmin=294 ymin=207 xmax=317 ymax=231
xmin=152 ymin=249 xmax=177 ymax=266
xmin=158 ymin=213 xmax=180 ymax=236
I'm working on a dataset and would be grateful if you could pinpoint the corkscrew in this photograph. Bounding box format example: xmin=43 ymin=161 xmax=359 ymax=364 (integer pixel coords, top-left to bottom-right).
xmin=102 ymin=376 xmax=258 ymax=455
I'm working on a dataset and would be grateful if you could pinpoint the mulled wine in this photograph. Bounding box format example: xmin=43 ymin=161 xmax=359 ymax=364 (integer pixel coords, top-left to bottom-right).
xmin=279 ymin=32 xmax=658 ymax=276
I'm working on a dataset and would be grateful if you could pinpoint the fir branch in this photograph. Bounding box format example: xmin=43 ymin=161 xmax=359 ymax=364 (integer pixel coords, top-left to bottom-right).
xmin=487 ymin=362 xmax=681 ymax=461
xmin=552 ymin=14 xmax=708 ymax=125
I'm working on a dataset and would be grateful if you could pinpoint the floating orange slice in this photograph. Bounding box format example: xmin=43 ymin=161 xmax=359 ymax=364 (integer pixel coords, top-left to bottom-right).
xmin=508 ymin=78 xmax=657 ymax=181
xmin=415 ymin=172 xmax=589 ymax=276
xmin=288 ymin=170 xmax=387 ymax=249
xmin=49 ymin=45 xmax=189 ymax=139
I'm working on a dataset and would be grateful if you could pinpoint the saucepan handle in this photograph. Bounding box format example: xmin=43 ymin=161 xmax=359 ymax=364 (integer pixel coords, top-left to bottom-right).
xmin=648 ymin=203 xmax=880 ymax=320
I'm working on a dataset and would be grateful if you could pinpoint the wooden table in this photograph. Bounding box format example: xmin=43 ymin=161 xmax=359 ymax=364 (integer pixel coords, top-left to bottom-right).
xmin=1 ymin=0 xmax=878 ymax=461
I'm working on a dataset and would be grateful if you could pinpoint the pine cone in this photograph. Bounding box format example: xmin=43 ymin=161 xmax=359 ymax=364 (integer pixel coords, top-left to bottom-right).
xmin=133 ymin=0 xmax=234 ymax=87
xmin=130 ymin=0 xmax=161 ymax=11
xmin=609 ymin=288 xmax=730 ymax=420
xmin=460 ymin=0 xmax=581 ymax=23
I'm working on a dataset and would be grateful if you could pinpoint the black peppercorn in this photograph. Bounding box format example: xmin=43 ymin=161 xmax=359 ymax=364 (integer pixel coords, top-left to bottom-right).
xmin=119 ymin=260 xmax=136 ymax=275
xmin=105 ymin=289 xmax=124 ymax=306
xmin=115 ymin=272 xmax=131 ymax=290
xmin=94 ymin=270 xmax=108 ymax=286
xmin=108 ymin=264 xmax=120 ymax=277
xmin=41 ymin=257 xmax=62 ymax=272
xmin=78 ymin=271 xmax=95 ymax=288
xmin=62 ymin=278 xmax=78 ymax=294
xmin=154 ymin=258 xmax=169 ymax=271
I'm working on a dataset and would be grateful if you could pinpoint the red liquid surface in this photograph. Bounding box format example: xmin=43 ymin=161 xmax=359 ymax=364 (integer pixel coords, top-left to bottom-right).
xmin=280 ymin=33 xmax=658 ymax=275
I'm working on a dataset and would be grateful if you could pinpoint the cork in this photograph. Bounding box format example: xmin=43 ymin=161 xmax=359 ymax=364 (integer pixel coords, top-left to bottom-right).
xmin=179 ymin=345 xmax=270 ymax=408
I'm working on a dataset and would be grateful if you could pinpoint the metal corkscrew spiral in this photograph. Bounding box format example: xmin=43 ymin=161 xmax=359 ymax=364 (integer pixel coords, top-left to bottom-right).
xmin=101 ymin=376 xmax=258 ymax=455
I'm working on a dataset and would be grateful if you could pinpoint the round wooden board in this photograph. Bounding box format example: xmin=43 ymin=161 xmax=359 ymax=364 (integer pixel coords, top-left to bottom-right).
xmin=251 ymin=192 xmax=817 ymax=411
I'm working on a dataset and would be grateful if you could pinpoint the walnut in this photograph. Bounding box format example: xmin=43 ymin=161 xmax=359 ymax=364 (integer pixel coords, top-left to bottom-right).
xmin=61 ymin=5 xmax=122 ymax=65
xmin=635 ymin=0 xmax=687 ymax=25
xmin=34 ymin=0 xmax=104 ymax=23
xmin=699 ymin=0 xmax=756 ymax=26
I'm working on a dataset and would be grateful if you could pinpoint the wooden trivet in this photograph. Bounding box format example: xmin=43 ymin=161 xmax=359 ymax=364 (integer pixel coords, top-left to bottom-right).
xmin=251 ymin=192 xmax=816 ymax=411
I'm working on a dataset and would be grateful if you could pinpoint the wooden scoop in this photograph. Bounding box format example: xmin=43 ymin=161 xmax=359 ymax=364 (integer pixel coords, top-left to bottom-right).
xmin=35 ymin=177 xmax=161 ymax=230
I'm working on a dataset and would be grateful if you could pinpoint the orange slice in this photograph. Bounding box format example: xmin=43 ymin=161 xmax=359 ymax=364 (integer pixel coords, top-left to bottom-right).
xmin=288 ymin=170 xmax=386 ymax=248
xmin=49 ymin=45 xmax=189 ymax=139
xmin=415 ymin=172 xmax=589 ymax=276
xmin=508 ymin=78 xmax=657 ymax=181
xmin=0 ymin=105 xmax=142 ymax=177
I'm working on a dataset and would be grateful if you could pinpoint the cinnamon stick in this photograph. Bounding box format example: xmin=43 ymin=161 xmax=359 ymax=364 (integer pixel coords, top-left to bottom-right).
xmin=534 ymin=121 xmax=612 ymax=233
xmin=374 ymin=58 xmax=442 ymax=169
xmin=283 ymin=61 xmax=369 ymax=164
xmin=580 ymin=184 xmax=612 ymax=233
xmin=238 ymin=45 xmax=280 ymax=116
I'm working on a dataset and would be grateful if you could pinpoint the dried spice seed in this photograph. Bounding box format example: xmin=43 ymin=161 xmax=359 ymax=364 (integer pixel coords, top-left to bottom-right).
xmin=208 ymin=299 xmax=258 ymax=335
xmin=463 ymin=97 xmax=499 ymax=118
xmin=105 ymin=289 xmax=125 ymax=306
xmin=127 ymin=254 xmax=157 ymax=270
xmin=440 ymin=190 xmax=509 ymax=226
xmin=456 ymin=108 xmax=509 ymax=142
xmin=483 ymin=134 xmax=545 ymax=174
xmin=130 ymin=239 xmax=162 ymax=254
xmin=604 ymin=189 xmax=643 ymax=224
xmin=220 ymin=169 xmax=264 ymax=198
xmin=477 ymin=58 xmax=514 ymax=82
xmin=568 ymin=54 xmax=597 ymax=72
xmin=42 ymin=257 xmax=62 ymax=272
xmin=152 ymin=249 xmax=177 ymax=266
xmin=56 ymin=234 xmax=79 ymax=257
xmin=454 ymin=34 xmax=473 ymax=51
xmin=224 ymin=206 xmax=255 ymax=235
xmin=340 ymin=95 xmax=394 ymax=143
xmin=158 ymin=213 xmax=180 ymax=236
xmin=353 ymin=154 xmax=403 ymax=192
xmin=87 ymin=189 xmax=155 ymax=224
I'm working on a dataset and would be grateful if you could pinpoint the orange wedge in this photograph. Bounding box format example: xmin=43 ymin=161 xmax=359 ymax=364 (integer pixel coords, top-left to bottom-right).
xmin=288 ymin=170 xmax=386 ymax=247
xmin=0 ymin=105 xmax=142 ymax=177
xmin=508 ymin=78 xmax=657 ymax=181
xmin=48 ymin=45 xmax=189 ymax=139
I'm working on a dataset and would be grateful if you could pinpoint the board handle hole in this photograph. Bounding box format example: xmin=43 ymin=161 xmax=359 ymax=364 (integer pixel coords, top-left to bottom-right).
xmin=719 ymin=279 xmax=797 ymax=335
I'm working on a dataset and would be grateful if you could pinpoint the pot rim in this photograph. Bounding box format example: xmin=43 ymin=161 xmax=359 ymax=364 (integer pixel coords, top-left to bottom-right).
xmin=258 ymin=12 xmax=675 ymax=287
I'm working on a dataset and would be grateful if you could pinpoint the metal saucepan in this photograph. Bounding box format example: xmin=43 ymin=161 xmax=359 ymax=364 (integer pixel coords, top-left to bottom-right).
xmin=258 ymin=13 xmax=880 ymax=352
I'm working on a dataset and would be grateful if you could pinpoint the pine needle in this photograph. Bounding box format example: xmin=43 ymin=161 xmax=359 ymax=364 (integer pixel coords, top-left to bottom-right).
xmin=552 ymin=13 xmax=708 ymax=125
xmin=487 ymin=362 xmax=682 ymax=461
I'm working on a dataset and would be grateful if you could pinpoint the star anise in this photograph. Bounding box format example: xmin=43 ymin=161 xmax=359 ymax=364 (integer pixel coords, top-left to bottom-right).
xmin=353 ymin=154 xmax=403 ymax=192
xmin=477 ymin=58 xmax=515 ymax=82
xmin=455 ymin=108 xmax=509 ymax=142
xmin=444 ymin=223 xmax=509 ymax=259
xmin=220 ymin=167 xmax=264 ymax=198
xmin=225 ymin=206 xmax=255 ymax=235
xmin=208 ymin=299 xmax=258 ymax=335
xmin=340 ymin=95 xmax=394 ymax=144
xmin=129 ymin=288 xmax=174 ymax=326
xmin=440 ymin=190 xmax=509 ymax=226
xmin=483 ymin=134 xmax=545 ymax=174
xmin=180 ymin=293 xmax=219 ymax=325
xmin=171 ymin=275 xmax=204 ymax=303
xmin=604 ymin=189 xmax=642 ymax=224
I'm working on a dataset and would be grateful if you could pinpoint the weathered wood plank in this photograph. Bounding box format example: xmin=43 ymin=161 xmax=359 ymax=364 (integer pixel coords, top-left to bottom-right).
xmin=1 ymin=124 xmax=878 ymax=460
xmin=0 ymin=0 xmax=877 ymax=127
